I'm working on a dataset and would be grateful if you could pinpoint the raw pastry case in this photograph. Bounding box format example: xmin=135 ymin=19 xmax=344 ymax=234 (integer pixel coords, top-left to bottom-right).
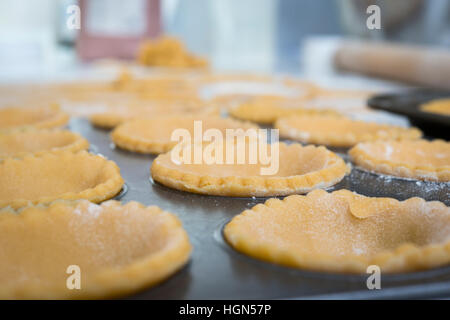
xmin=70 ymin=117 xmax=450 ymax=300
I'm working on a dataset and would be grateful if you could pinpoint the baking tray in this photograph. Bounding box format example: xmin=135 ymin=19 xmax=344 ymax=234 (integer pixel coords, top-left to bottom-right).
xmin=368 ymin=89 xmax=450 ymax=139
xmin=69 ymin=118 xmax=450 ymax=300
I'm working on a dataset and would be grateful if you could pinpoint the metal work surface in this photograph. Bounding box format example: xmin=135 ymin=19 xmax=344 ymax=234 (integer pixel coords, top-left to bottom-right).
xmin=70 ymin=118 xmax=450 ymax=300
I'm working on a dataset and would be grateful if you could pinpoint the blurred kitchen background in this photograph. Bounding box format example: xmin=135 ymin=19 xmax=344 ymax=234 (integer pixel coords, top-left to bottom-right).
xmin=0 ymin=0 xmax=449 ymax=84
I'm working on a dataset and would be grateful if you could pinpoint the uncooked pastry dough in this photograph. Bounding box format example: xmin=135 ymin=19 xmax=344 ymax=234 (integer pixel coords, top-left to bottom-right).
xmin=0 ymin=104 xmax=69 ymax=133
xmin=349 ymin=139 xmax=450 ymax=181
xmin=151 ymin=142 xmax=349 ymax=196
xmin=0 ymin=129 xmax=89 ymax=160
xmin=0 ymin=200 xmax=191 ymax=299
xmin=90 ymin=102 xmax=218 ymax=129
xmin=275 ymin=115 xmax=422 ymax=148
xmin=229 ymin=95 xmax=340 ymax=124
xmin=111 ymin=116 xmax=257 ymax=154
xmin=0 ymin=151 xmax=124 ymax=209
xmin=224 ymin=189 xmax=450 ymax=273
xmin=420 ymin=98 xmax=450 ymax=116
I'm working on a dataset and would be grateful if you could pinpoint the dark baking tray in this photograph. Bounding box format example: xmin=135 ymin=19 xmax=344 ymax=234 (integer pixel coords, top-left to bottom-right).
xmin=368 ymin=89 xmax=450 ymax=139
xmin=69 ymin=118 xmax=450 ymax=300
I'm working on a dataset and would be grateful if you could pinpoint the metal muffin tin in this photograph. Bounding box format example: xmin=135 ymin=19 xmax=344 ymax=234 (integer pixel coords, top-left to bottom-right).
xmin=70 ymin=117 xmax=450 ymax=300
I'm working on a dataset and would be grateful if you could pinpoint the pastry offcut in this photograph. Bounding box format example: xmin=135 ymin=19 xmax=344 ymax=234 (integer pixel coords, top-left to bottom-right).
xmin=420 ymin=98 xmax=450 ymax=116
xmin=224 ymin=189 xmax=450 ymax=273
xmin=151 ymin=142 xmax=349 ymax=197
xmin=137 ymin=36 xmax=208 ymax=68
xmin=0 ymin=104 xmax=69 ymax=133
xmin=0 ymin=200 xmax=191 ymax=299
xmin=111 ymin=116 xmax=257 ymax=154
xmin=349 ymin=139 xmax=450 ymax=182
xmin=0 ymin=151 xmax=124 ymax=209
xmin=0 ymin=129 xmax=89 ymax=160
xmin=275 ymin=115 xmax=422 ymax=148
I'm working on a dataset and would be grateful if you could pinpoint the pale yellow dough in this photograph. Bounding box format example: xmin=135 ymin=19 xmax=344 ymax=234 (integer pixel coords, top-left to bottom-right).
xmin=421 ymin=98 xmax=450 ymax=116
xmin=0 ymin=104 xmax=69 ymax=133
xmin=227 ymin=88 xmax=372 ymax=124
xmin=0 ymin=200 xmax=191 ymax=299
xmin=224 ymin=189 xmax=450 ymax=273
xmin=0 ymin=129 xmax=89 ymax=160
xmin=0 ymin=151 xmax=124 ymax=209
xmin=349 ymin=139 xmax=450 ymax=181
xmin=89 ymin=102 xmax=218 ymax=129
xmin=275 ymin=115 xmax=422 ymax=148
xmin=111 ymin=116 xmax=257 ymax=154
xmin=151 ymin=142 xmax=349 ymax=197
xmin=229 ymin=95 xmax=340 ymax=124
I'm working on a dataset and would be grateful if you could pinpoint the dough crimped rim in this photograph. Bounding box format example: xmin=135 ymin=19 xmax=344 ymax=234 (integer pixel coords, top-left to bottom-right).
xmin=0 ymin=151 xmax=124 ymax=209
xmin=206 ymin=77 xmax=316 ymax=113
xmin=0 ymin=104 xmax=69 ymax=133
xmin=349 ymin=139 xmax=450 ymax=182
xmin=0 ymin=129 xmax=89 ymax=160
xmin=151 ymin=142 xmax=350 ymax=197
xmin=420 ymin=98 xmax=450 ymax=116
xmin=90 ymin=111 xmax=146 ymax=129
xmin=111 ymin=116 xmax=258 ymax=154
xmin=89 ymin=103 xmax=219 ymax=129
xmin=224 ymin=189 xmax=450 ymax=273
xmin=0 ymin=200 xmax=191 ymax=299
xmin=228 ymin=95 xmax=340 ymax=124
xmin=275 ymin=115 xmax=422 ymax=148
xmin=227 ymin=87 xmax=372 ymax=124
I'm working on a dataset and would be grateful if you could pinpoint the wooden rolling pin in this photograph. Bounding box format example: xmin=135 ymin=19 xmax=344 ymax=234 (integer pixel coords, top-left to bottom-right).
xmin=334 ymin=40 xmax=450 ymax=90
